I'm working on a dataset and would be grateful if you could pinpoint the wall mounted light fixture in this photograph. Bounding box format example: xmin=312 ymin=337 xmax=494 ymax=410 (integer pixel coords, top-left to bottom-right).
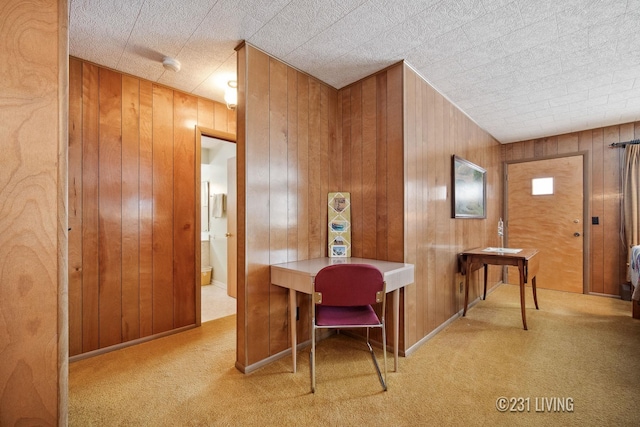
xmin=224 ymin=80 xmax=237 ymax=110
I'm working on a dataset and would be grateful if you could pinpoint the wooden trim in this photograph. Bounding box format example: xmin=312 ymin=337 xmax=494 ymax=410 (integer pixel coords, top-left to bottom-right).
xmin=68 ymin=324 xmax=196 ymax=363
xmin=197 ymin=126 xmax=237 ymax=143
xmin=58 ymin=1 xmax=70 ymax=423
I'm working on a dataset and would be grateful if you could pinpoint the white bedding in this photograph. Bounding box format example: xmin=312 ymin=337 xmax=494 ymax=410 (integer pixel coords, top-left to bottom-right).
xmin=631 ymin=245 xmax=640 ymax=301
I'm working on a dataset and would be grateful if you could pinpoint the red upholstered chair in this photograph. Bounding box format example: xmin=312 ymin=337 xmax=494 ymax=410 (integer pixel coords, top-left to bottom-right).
xmin=310 ymin=263 xmax=387 ymax=393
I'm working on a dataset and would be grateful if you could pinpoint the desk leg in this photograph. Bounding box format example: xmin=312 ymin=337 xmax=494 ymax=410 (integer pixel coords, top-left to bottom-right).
xmin=483 ymin=263 xmax=488 ymax=300
xmin=289 ymin=289 xmax=297 ymax=373
xmin=532 ymin=276 xmax=539 ymax=310
xmin=393 ymin=288 xmax=399 ymax=372
xmin=463 ymin=259 xmax=471 ymax=316
xmin=519 ymin=260 xmax=527 ymax=330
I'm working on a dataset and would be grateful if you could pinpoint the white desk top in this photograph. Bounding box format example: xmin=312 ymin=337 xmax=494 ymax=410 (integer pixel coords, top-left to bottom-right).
xmin=270 ymin=257 xmax=414 ymax=294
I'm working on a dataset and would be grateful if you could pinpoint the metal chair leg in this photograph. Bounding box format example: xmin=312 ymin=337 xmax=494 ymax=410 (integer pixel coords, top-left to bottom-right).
xmin=366 ymin=328 xmax=387 ymax=391
xmin=311 ymin=325 xmax=316 ymax=393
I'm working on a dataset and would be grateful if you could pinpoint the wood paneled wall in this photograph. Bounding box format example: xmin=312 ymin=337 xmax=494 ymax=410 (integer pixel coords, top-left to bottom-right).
xmin=0 ymin=0 xmax=67 ymax=424
xmin=236 ymin=44 xmax=337 ymax=369
xmin=337 ymin=64 xmax=405 ymax=263
xmin=336 ymin=64 xmax=406 ymax=347
xmin=68 ymin=57 xmax=236 ymax=357
xmin=503 ymin=122 xmax=638 ymax=296
xmin=403 ymin=65 xmax=502 ymax=349
xmin=237 ymin=49 xmax=503 ymax=368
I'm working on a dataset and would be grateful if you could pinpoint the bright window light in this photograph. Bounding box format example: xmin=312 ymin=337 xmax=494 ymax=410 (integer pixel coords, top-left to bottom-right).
xmin=532 ymin=177 xmax=553 ymax=195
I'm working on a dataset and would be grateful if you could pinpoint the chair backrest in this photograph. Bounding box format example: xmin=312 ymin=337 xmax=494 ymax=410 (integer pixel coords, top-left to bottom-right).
xmin=314 ymin=264 xmax=384 ymax=306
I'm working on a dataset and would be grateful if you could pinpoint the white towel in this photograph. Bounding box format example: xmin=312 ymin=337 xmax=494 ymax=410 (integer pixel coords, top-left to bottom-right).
xmin=212 ymin=193 xmax=225 ymax=218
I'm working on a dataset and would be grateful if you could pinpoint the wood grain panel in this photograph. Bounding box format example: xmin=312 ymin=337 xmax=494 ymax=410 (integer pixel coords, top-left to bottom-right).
xmin=268 ymin=58 xmax=289 ymax=353
xmin=602 ymin=126 xmax=622 ymax=295
xmin=121 ymin=75 xmax=141 ymax=341
xmin=376 ymin=73 xmax=389 ymax=261
xmin=320 ymin=86 xmax=330 ymax=257
xmin=173 ymin=92 xmax=197 ymax=327
xmin=197 ymin=98 xmax=215 ymax=129
xmin=404 ymin=68 xmax=418 ymax=343
xmin=214 ymin=102 xmax=228 ymax=133
xmin=362 ymin=76 xmax=377 ymax=259
xmin=139 ymin=80 xmax=154 ymax=338
xmin=245 ymin=45 xmax=271 ymax=365
xmin=152 ymin=85 xmax=175 ymax=333
xmin=386 ymin=65 xmax=404 ymax=263
xmin=235 ymin=43 xmax=247 ymax=367
xmin=287 ymin=68 xmax=299 ymax=263
xmin=295 ymin=73 xmax=311 ymax=343
xmin=425 ymin=83 xmax=437 ymax=333
xmin=1 ymin=1 xmax=65 ymax=422
xmin=98 ymin=68 xmax=123 ymax=348
xmin=297 ymin=74 xmax=310 ymax=261
xmin=81 ymin=62 xmax=100 ymax=352
xmin=68 ymin=57 xmax=84 ymax=357
xmin=308 ymin=79 xmax=322 ymax=259
xmin=349 ymin=83 xmax=363 ymax=257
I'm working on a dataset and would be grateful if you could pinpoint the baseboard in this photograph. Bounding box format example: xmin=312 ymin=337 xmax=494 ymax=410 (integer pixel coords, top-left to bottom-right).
xmin=69 ymin=324 xmax=196 ymax=363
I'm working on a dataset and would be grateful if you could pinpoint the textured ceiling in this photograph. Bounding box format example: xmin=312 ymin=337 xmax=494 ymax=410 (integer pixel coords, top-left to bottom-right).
xmin=69 ymin=0 xmax=640 ymax=144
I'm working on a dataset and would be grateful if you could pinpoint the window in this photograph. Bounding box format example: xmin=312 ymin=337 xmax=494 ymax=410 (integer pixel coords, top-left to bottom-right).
xmin=532 ymin=177 xmax=553 ymax=195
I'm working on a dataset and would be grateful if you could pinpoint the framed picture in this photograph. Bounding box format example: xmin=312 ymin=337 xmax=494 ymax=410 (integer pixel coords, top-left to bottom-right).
xmin=331 ymin=245 xmax=347 ymax=257
xmin=452 ymin=155 xmax=486 ymax=219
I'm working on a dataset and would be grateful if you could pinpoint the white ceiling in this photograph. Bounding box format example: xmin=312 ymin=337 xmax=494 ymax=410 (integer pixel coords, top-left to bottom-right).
xmin=69 ymin=0 xmax=640 ymax=144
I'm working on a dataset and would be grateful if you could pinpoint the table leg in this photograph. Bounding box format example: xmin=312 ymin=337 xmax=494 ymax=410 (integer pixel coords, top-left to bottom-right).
xmin=519 ymin=260 xmax=527 ymax=330
xmin=393 ymin=288 xmax=399 ymax=372
xmin=463 ymin=259 xmax=470 ymax=316
xmin=532 ymin=276 xmax=539 ymax=310
xmin=289 ymin=288 xmax=297 ymax=373
xmin=483 ymin=263 xmax=488 ymax=300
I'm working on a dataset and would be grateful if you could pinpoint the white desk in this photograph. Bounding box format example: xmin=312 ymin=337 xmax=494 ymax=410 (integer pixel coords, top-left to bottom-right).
xmin=270 ymin=257 xmax=415 ymax=373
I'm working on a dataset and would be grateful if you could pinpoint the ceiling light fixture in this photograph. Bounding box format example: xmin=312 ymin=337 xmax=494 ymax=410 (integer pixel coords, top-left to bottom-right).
xmin=162 ymin=56 xmax=181 ymax=72
xmin=224 ymin=80 xmax=238 ymax=110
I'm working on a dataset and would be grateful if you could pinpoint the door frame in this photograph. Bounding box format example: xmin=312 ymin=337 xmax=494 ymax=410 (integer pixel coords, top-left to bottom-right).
xmin=195 ymin=126 xmax=237 ymax=326
xmin=503 ymin=152 xmax=591 ymax=294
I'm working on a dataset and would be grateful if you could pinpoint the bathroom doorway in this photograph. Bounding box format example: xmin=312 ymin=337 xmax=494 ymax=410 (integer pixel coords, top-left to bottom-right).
xmin=199 ymin=133 xmax=237 ymax=323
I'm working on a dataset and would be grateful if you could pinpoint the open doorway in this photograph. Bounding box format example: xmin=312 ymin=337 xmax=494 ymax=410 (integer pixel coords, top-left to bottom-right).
xmin=199 ymin=134 xmax=237 ymax=322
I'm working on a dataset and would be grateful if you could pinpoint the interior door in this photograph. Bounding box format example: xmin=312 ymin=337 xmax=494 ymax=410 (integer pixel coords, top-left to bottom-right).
xmin=227 ymin=156 xmax=237 ymax=298
xmin=506 ymin=156 xmax=584 ymax=293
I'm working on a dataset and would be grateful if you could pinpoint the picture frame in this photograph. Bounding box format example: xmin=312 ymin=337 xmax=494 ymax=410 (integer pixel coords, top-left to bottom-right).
xmin=452 ymin=155 xmax=486 ymax=219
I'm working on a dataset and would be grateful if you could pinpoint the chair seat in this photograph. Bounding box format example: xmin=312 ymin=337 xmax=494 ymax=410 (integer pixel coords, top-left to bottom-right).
xmin=316 ymin=305 xmax=380 ymax=327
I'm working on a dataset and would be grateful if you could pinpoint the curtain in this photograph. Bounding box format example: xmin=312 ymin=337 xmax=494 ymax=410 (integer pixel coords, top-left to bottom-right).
xmin=623 ymin=144 xmax=640 ymax=281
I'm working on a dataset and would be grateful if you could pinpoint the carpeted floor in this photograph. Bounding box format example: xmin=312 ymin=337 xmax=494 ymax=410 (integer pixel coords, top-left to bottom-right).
xmin=201 ymin=283 xmax=236 ymax=323
xmin=69 ymin=284 xmax=640 ymax=426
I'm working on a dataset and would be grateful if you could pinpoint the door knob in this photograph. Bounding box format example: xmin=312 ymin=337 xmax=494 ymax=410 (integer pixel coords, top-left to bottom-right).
xmin=573 ymin=232 xmax=581 ymax=237
xmin=225 ymin=233 xmax=232 ymax=237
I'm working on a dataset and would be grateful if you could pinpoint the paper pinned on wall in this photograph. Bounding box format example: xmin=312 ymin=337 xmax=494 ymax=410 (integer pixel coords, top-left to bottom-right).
xmin=212 ymin=193 xmax=225 ymax=218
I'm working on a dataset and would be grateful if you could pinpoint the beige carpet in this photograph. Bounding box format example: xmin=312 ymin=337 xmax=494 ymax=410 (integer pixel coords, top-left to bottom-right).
xmin=69 ymin=284 xmax=640 ymax=426
xmin=201 ymin=283 xmax=236 ymax=323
